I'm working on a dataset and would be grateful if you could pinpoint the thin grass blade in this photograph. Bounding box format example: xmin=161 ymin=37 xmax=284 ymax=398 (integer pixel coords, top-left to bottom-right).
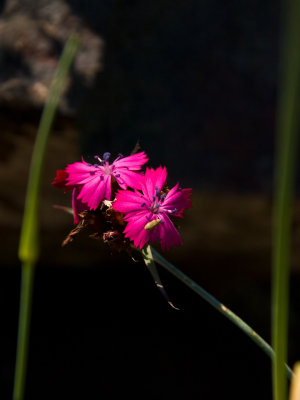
xmin=272 ymin=0 xmax=300 ymax=399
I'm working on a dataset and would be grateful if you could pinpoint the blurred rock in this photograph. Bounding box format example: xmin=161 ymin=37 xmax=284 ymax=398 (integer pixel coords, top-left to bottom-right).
xmin=0 ymin=0 xmax=103 ymax=113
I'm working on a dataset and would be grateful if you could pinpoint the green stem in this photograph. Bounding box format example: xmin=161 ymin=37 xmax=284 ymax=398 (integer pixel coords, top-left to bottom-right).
xmin=272 ymin=0 xmax=300 ymax=399
xmin=13 ymin=35 xmax=80 ymax=400
xmin=149 ymin=246 xmax=293 ymax=379
xmin=13 ymin=263 xmax=35 ymax=400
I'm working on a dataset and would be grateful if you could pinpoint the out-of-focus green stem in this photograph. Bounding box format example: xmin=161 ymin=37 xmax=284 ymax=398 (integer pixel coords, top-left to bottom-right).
xmin=13 ymin=35 xmax=80 ymax=400
xmin=272 ymin=0 xmax=300 ymax=399
xmin=148 ymin=246 xmax=293 ymax=379
xmin=12 ymin=262 xmax=35 ymax=400
xmin=18 ymin=35 xmax=80 ymax=263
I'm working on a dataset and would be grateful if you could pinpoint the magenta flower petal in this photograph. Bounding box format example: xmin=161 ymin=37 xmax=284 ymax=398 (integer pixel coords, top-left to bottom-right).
xmin=124 ymin=212 xmax=150 ymax=235
xmin=133 ymin=225 xmax=151 ymax=249
xmin=159 ymin=214 xmax=182 ymax=251
xmin=63 ymin=151 xmax=148 ymax=210
xmin=112 ymin=166 xmax=191 ymax=251
xmin=123 ymin=211 xmax=152 ymax=248
xmin=72 ymin=187 xmax=87 ymax=224
xmin=161 ymin=184 xmax=192 ymax=216
xmin=141 ymin=166 xmax=167 ymax=199
xmin=113 ymin=151 xmax=148 ymax=170
xmin=148 ymin=220 xmax=161 ymax=243
xmin=114 ymin=190 xmax=150 ymax=213
xmin=114 ymin=169 xmax=144 ymax=190
xmin=65 ymin=162 xmax=97 ymax=185
xmin=175 ymin=188 xmax=192 ymax=217
xmin=78 ymin=175 xmax=111 ymax=210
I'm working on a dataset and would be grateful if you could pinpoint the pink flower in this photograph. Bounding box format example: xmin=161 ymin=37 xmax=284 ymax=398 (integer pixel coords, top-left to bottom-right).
xmin=65 ymin=151 xmax=148 ymax=210
xmin=112 ymin=167 xmax=192 ymax=251
xmin=52 ymin=169 xmax=87 ymax=224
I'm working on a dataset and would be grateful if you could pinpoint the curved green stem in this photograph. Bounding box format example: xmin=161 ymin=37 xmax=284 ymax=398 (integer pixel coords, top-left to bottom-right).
xmin=148 ymin=246 xmax=293 ymax=379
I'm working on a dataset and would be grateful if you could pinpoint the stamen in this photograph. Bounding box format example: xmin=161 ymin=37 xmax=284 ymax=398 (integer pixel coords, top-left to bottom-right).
xmin=94 ymin=155 xmax=102 ymax=163
xmin=154 ymin=203 xmax=160 ymax=209
xmin=93 ymin=164 xmax=99 ymax=168
xmin=152 ymin=195 xmax=155 ymax=201
xmin=141 ymin=202 xmax=145 ymax=207
xmin=155 ymin=186 xmax=160 ymax=197
xmin=100 ymin=175 xmax=104 ymax=181
xmin=115 ymin=174 xmax=120 ymax=178
xmin=170 ymin=208 xmax=178 ymax=214
xmin=160 ymin=193 xmax=166 ymax=201
xmin=103 ymin=152 xmax=111 ymax=161
xmin=114 ymin=153 xmax=124 ymax=162
xmin=87 ymin=163 xmax=92 ymax=166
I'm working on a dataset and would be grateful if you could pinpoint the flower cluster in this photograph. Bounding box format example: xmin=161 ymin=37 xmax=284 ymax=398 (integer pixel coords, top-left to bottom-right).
xmin=53 ymin=150 xmax=191 ymax=252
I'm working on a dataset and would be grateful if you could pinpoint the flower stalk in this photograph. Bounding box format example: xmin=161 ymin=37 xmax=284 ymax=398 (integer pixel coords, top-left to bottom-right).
xmin=143 ymin=245 xmax=293 ymax=380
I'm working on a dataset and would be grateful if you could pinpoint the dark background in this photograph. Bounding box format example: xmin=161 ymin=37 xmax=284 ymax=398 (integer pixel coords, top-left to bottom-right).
xmin=1 ymin=0 xmax=300 ymax=399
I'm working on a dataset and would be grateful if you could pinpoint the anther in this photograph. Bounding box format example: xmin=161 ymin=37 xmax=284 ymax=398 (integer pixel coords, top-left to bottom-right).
xmin=103 ymin=152 xmax=111 ymax=162
xmin=152 ymin=195 xmax=155 ymax=201
xmin=160 ymin=193 xmax=166 ymax=201
xmin=141 ymin=202 xmax=145 ymax=207
xmin=155 ymin=186 xmax=160 ymax=197
xmin=115 ymin=174 xmax=120 ymax=178
xmin=94 ymin=155 xmax=102 ymax=162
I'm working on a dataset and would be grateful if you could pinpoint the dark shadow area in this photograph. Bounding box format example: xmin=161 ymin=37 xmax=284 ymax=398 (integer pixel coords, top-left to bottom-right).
xmin=2 ymin=262 xmax=287 ymax=400
xmin=68 ymin=0 xmax=281 ymax=191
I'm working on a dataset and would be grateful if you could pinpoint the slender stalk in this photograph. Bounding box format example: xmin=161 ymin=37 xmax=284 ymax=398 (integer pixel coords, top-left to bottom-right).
xmin=149 ymin=246 xmax=293 ymax=379
xmin=13 ymin=35 xmax=80 ymax=400
xmin=18 ymin=35 xmax=80 ymax=263
xmin=272 ymin=0 xmax=300 ymax=399
xmin=12 ymin=262 xmax=35 ymax=400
